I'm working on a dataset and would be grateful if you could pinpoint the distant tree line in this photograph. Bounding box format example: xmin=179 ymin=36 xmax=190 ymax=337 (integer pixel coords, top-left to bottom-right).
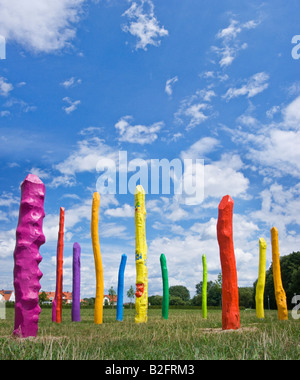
xmin=149 ymin=251 xmax=300 ymax=310
xmin=253 ymin=251 xmax=300 ymax=310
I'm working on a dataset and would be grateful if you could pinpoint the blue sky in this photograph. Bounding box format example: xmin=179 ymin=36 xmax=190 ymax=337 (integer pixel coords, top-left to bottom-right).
xmin=0 ymin=0 xmax=300 ymax=300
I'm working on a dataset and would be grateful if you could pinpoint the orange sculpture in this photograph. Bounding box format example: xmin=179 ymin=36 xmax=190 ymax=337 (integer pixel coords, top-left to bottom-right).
xmin=271 ymin=227 xmax=288 ymax=320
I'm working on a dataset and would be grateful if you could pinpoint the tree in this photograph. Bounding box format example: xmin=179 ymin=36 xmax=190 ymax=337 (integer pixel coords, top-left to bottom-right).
xmin=169 ymin=285 xmax=190 ymax=302
xmin=254 ymin=251 xmax=300 ymax=310
xmin=127 ymin=285 xmax=135 ymax=308
xmin=108 ymin=286 xmax=116 ymax=308
xmin=83 ymin=297 xmax=95 ymax=306
xmin=169 ymin=296 xmax=185 ymax=306
xmin=39 ymin=291 xmax=48 ymax=305
xmin=148 ymin=295 xmax=163 ymax=306
xmin=238 ymin=287 xmax=254 ymax=308
xmin=195 ymin=273 xmax=222 ymax=307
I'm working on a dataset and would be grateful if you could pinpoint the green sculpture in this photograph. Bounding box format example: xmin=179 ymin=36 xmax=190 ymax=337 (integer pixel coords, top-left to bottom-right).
xmin=160 ymin=254 xmax=169 ymax=320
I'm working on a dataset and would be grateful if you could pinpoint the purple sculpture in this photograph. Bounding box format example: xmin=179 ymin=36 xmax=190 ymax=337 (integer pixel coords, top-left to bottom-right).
xmin=72 ymin=242 xmax=81 ymax=322
xmin=13 ymin=174 xmax=46 ymax=338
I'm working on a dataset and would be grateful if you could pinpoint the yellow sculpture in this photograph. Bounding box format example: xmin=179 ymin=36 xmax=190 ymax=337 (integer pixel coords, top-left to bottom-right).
xmin=255 ymin=238 xmax=267 ymax=319
xmin=271 ymin=227 xmax=288 ymax=321
xmin=134 ymin=185 xmax=148 ymax=324
xmin=91 ymin=192 xmax=104 ymax=324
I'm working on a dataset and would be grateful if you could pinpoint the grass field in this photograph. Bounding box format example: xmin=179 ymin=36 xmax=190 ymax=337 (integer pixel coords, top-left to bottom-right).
xmin=0 ymin=308 xmax=299 ymax=360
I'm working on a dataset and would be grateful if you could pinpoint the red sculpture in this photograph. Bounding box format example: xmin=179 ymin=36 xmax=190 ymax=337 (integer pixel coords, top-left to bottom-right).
xmin=217 ymin=195 xmax=240 ymax=330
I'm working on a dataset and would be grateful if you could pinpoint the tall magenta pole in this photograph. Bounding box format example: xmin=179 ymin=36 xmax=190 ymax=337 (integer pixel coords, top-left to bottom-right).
xmin=13 ymin=174 xmax=46 ymax=338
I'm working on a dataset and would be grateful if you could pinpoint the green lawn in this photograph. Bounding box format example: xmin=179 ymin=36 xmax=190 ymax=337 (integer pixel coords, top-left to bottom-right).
xmin=0 ymin=308 xmax=299 ymax=360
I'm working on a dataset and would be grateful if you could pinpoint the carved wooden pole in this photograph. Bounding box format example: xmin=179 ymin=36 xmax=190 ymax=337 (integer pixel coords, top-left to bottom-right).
xmin=135 ymin=185 xmax=148 ymax=324
xmin=91 ymin=192 xmax=104 ymax=324
xmin=217 ymin=195 xmax=240 ymax=330
xmin=255 ymin=238 xmax=267 ymax=319
xmin=202 ymin=254 xmax=207 ymax=319
xmin=160 ymin=253 xmax=169 ymax=320
xmin=13 ymin=174 xmax=45 ymax=338
xmin=271 ymin=227 xmax=288 ymax=320
xmin=52 ymin=207 xmax=65 ymax=323
xmin=116 ymin=254 xmax=127 ymax=322
xmin=72 ymin=242 xmax=81 ymax=322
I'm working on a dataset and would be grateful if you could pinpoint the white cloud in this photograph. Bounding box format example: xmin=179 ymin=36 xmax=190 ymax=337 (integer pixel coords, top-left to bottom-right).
xmin=43 ymin=196 xmax=119 ymax=243
xmin=101 ymin=223 xmax=129 ymax=239
xmin=165 ymin=76 xmax=178 ymax=96
xmin=217 ymin=19 xmax=258 ymax=41
xmin=180 ymin=137 xmax=220 ymax=160
xmin=60 ymin=77 xmax=82 ymax=88
xmin=199 ymin=89 xmax=216 ymax=102
xmin=213 ymin=18 xmax=259 ymax=67
xmin=248 ymin=129 xmax=300 ymax=178
xmin=229 ymin=96 xmax=300 ymax=179
xmin=204 ymin=154 xmax=249 ymax=200
xmin=175 ymin=88 xmax=217 ymax=130
xmin=223 ymin=72 xmax=269 ymax=101
xmin=0 ymin=77 xmax=13 ymax=97
xmin=43 ymin=200 xmax=91 ymax=243
xmin=175 ymin=100 xmax=210 ymax=130
xmin=146 ymin=197 xmax=189 ymax=222
xmin=251 ymin=183 xmax=300 ymax=238
xmin=122 ymin=0 xmax=168 ymax=50
xmin=266 ymin=105 xmax=280 ymax=119
xmin=0 ymin=192 xmax=19 ymax=208
xmin=282 ymin=95 xmax=300 ymax=127
xmin=1 ymin=111 xmax=10 ymax=117
xmin=0 ymin=229 xmax=16 ymax=259
xmin=104 ymin=204 xmax=134 ymax=218
xmin=3 ymin=98 xmax=37 ymax=113
xmin=184 ymin=104 xmax=209 ymax=129
xmin=0 ymin=0 xmax=85 ymax=53
xmin=178 ymin=137 xmax=249 ymax=206
xmin=55 ymin=137 xmax=117 ymax=177
xmin=48 ymin=175 xmax=77 ymax=189
xmin=62 ymin=97 xmax=81 ymax=114
xmin=115 ymin=116 xmax=163 ymax=144
xmin=29 ymin=167 xmax=50 ymax=180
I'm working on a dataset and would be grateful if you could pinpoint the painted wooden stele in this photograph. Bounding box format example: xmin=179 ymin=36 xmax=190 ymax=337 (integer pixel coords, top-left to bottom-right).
xmin=72 ymin=242 xmax=81 ymax=322
xmin=52 ymin=207 xmax=65 ymax=323
xmin=160 ymin=253 xmax=169 ymax=320
xmin=217 ymin=195 xmax=240 ymax=330
xmin=202 ymin=254 xmax=208 ymax=319
xmin=13 ymin=174 xmax=46 ymax=338
xmin=255 ymin=238 xmax=267 ymax=319
xmin=91 ymin=192 xmax=104 ymax=324
xmin=134 ymin=185 xmax=148 ymax=324
xmin=117 ymin=254 xmax=127 ymax=322
xmin=271 ymin=227 xmax=288 ymax=321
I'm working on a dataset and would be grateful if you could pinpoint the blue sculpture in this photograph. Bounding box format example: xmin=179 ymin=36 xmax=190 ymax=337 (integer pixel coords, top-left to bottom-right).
xmin=117 ymin=254 xmax=127 ymax=321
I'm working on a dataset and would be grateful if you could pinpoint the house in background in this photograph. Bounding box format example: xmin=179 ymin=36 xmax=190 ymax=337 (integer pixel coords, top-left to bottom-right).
xmin=39 ymin=291 xmax=73 ymax=304
xmin=63 ymin=291 xmax=72 ymax=304
xmin=0 ymin=290 xmax=15 ymax=302
xmin=103 ymin=294 xmax=117 ymax=306
xmin=40 ymin=291 xmax=56 ymax=303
